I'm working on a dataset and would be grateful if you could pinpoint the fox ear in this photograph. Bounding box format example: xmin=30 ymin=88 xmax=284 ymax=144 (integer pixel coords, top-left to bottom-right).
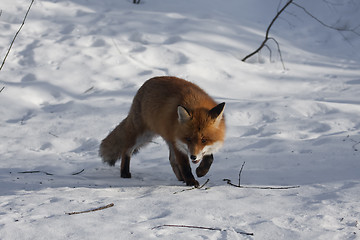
xmin=209 ymin=102 xmax=225 ymax=126
xmin=177 ymin=105 xmax=191 ymax=123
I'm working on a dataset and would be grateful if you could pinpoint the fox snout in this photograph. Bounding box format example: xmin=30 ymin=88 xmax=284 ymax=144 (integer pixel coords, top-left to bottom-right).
xmin=190 ymin=155 xmax=197 ymax=161
xmin=190 ymin=155 xmax=200 ymax=164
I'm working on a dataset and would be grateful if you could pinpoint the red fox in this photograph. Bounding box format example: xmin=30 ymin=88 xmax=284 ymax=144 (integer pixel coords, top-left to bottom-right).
xmin=99 ymin=76 xmax=226 ymax=187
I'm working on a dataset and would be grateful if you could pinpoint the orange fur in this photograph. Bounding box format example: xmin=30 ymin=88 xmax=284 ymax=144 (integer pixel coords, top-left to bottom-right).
xmin=99 ymin=76 xmax=225 ymax=187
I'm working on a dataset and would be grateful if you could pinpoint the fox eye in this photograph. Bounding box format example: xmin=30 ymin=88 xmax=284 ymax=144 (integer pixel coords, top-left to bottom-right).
xmin=201 ymin=138 xmax=207 ymax=144
xmin=185 ymin=137 xmax=192 ymax=143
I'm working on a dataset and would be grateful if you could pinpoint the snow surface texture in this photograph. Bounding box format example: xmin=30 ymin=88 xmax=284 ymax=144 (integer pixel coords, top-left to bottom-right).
xmin=1 ymin=0 xmax=360 ymax=239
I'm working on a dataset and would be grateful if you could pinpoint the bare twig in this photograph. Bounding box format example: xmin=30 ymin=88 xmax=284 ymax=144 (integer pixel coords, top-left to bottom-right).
xmin=151 ymin=224 xmax=254 ymax=236
xmin=263 ymin=44 xmax=272 ymax=61
xmin=268 ymin=37 xmax=285 ymax=69
xmin=242 ymin=0 xmax=293 ymax=64
xmin=238 ymin=161 xmax=246 ymax=187
xmin=224 ymin=161 xmax=300 ymax=190
xmin=66 ymin=203 xmax=114 ymax=215
xmin=0 ymin=0 xmax=35 ymax=71
xmin=48 ymin=132 xmax=59 ymax=138
xmin=343 ymin=135 xmax=360 ymax=152
xmin=18 ymin=170 xmax=53 ymax=176
xmin=224 ymin=179 xmax=300 ymax=189
xmin=292 ymin=2 xmax=360 ymax=36
xmin=83 ymin=86 xmax=94 ymax=94
xmin=0 ymin=86 xmax=4 ymax=93
xmin=173 ymin=179 xmax=210 ymax=194
xmin=72 ymin=169 xmax=85 ymax=175
xmin=17 ymin=169 xmax=85 ymax=176
xmin=243 ymin=0 xmax=360 ymax=66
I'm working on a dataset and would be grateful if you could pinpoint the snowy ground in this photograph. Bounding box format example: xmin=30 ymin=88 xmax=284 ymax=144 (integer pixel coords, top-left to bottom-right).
xmin=1 ymin=0 xmax=360 ymax=239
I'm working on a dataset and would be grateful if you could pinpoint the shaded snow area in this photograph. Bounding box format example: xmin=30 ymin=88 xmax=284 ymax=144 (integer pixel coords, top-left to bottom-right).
xmin=1 ymin=0 xmax=360 ymax=239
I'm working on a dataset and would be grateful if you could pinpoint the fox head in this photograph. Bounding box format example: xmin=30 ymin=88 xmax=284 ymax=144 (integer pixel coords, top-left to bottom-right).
xmin=176 ymin=102 xmax=225 ymax=164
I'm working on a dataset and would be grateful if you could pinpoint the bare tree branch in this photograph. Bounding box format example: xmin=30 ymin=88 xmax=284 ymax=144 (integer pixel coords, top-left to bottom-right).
xmin=152 ymin=224 xmax=254 ymax=236
xmin=242 ymin=0 xmax=360 ymax=67
xmin=242 ymin=0 xmax=293 ymax=63
xmin=0 ymin=0 xmax=35 ymax=71
xmin=292 ymin=2 xmax=360 ymax=36
xmin=268 ymin=37 xmax=285 ymax=69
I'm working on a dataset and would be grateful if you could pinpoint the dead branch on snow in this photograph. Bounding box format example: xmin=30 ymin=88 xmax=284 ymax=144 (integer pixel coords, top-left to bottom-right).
xmin=66 ymin=203 xmax=114 ymax=215
xmin=223 ymin=161 xmax=300 ymax=190
xmin=173 ymin=178 xmax=210 ymax=194
xmin=151 ymin=224 xmax=254 ymax=236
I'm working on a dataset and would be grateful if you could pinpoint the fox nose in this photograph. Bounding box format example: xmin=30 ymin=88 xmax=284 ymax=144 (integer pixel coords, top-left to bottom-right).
xmin=190 ymin=155 xmax=197 ymax=161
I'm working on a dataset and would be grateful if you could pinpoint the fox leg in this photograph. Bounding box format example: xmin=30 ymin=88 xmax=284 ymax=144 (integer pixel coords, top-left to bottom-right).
xmin=120 ymin=131 xmax=154 ymax=178
xmin=120 ymin=153 xmax=131 ymax=178
xmin=168 ymin=144 xmax=183 ymax=181
xmin=196 ymin=154 xmax=214 ymax=177
xmin=172 ymin=146 xmax=199 ymax=187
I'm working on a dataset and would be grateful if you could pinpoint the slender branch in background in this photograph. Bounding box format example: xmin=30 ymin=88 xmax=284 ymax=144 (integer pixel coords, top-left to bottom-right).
xmin=0 ymin=0 xmax=35 ymax=71
xmin=268 ymin=37 xmax=285 ymax=69
xmin=292 ymin=2 xmax=360 ymax=36
xmin=0 ymin=86 xmax=4 ymax=93
xmin=242 ymin=0 xmax=360 ymax=67
xmin=242 ymin=0 xmax=293 ymax=63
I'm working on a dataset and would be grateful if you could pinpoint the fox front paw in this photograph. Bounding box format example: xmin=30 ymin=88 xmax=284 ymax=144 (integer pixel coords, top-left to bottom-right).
xmin=196 ymin=154 xmax=214 ymax=177
xmin=185 ymin=179 xmax=199 ymax=188
xmin=121 ymin=171 xmax=132 ymax=178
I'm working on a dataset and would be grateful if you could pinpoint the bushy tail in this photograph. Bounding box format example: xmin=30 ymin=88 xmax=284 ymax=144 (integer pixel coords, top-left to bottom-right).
xmin=99 ymin=119 xmax=127 ymax=166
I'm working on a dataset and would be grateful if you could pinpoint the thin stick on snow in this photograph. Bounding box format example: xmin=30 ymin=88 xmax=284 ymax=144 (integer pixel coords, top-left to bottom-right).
xmin=173 ymin=179 xmax=210 ymax=194
xmin=0 ymin=86 xmax=4 ymax=93
xmin=152 ymin=224 xmax=254 ymax=236
xmin=238 ymin=161 xmax=246 ymax=187
xmin=224 ymin=162 xmax=300 ymax=190
xmin=224 ymin=179 xmax=300 ymax=190
xmin=71 ymin=169 xmax=85 ymax=175
xmin=18 ymin=170 xmax=54 ymax=175
xmin=66 ymin=203 xmax=114 ymax=215
xmin=17 ymin=169 xmax=85 ymax=176
xmin=0 ymin=0 xmax=35 ymax=71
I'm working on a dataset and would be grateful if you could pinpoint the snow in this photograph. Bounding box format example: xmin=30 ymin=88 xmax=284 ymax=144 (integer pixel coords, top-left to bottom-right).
xmin=1 ymin=0 xmax=360 ymax=239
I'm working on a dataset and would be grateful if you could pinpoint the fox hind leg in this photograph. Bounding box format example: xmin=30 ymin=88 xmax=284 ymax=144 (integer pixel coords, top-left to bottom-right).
xmin=120 ymin=131 xmax=155 ymax=178
xmin=120 ymin=154 xmax=131 ymax=178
